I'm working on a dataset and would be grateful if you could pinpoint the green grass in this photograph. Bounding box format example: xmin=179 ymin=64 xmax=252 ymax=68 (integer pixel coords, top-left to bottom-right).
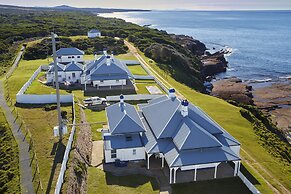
xmin=172 ymin=177 xmax=251 ymax=194
xmin=137 ymin=51 xmax=291 ymax=193
xmin=5 ymin=58 xmax=75 ymax=193
xmin=83 ymin=109 xmax=107 ymax=141
xmin=87 ymin=167 xmax=159 ymax=194
xmin=0 ymin=109 xmax=21 ymax=194
xmin=127 ymin=64 xmax=148 ymax=76
xmin=115 ymin=53 xmax=136 ymax=60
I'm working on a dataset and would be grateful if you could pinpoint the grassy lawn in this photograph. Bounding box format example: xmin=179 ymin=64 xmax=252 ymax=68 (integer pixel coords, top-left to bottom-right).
xmin=115 ymin=53 xmax=137 ymax=60
xmin=87 ymin=167 xmax=159 ymax=194
xmin=172 ymin=177 xmax=251 ymax=194
xmin=127 ymin=64 xmax=148 ymax=76
xmin=6 ymin=58 xmax=75 ymax=193
xmin=137 ymin=51 xmax=291 ymax=193
xmin=83 ymin=109 xmax=107 ymax=141
xmin=0 ymin=108 xmax=21 ymax=194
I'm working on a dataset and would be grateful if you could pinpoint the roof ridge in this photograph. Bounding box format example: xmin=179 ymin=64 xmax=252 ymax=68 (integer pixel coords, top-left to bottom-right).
xmin=126 ymin=112 xmax=145 ymax=132
xmin=177 ymin=119 xmax=191 ymax=150
xmin=158 ymin=102 xmax=181 ymax=138
xmin=111 ymin=112 xmax=126 ymax=133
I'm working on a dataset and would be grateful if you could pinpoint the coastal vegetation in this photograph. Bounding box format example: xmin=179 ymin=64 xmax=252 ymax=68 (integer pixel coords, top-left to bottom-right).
xmin=0 ymin=108 xmax=20 ymax=193
xmin=0 ymin=6 xmax=203 ymax=90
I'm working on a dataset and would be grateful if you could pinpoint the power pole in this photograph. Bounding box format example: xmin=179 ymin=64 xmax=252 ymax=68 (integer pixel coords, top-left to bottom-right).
xmin=51 ymin=32 xmax=63 ymax=141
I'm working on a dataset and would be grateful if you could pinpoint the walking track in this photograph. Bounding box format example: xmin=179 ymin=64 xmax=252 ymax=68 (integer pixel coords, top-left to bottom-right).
xmin=0 ymin=47 xmax=34 ymax=194
xmin=125 ymin=40 xmax=290 ymax=194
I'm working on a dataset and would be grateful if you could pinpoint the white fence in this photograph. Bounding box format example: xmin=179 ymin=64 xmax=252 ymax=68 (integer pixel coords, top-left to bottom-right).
xmin=16 ymin=65 xmax=74 ymax=104
xmin=55 ymin=98 xmax=76 ymax=194
xmin=106 ymin=94 xmax=164 ymax=101
xmin=238 ymin=171 xmax=261 ymax=194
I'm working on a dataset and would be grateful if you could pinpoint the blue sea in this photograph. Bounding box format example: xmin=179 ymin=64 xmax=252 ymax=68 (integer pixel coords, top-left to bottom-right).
xmin=100 ymin=10 xmax=291 ymax=84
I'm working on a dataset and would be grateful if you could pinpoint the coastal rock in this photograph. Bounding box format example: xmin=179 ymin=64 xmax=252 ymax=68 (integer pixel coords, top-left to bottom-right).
xmin=211 ymin=78 xmax=253 ymax=105
xmin=170 ymin=34 xmax=207 ymax=56
xmin=201 ymin=51 xmax=228 ymax=77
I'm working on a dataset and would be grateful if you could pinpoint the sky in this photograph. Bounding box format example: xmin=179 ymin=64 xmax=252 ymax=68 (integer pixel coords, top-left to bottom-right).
xmin=1 ymin=0 xmax=291 ymax=10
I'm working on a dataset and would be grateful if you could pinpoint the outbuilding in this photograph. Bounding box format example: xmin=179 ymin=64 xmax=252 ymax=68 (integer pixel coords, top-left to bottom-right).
xmin=55 ymin=47 xmax=84 ymax=63
xmin=88 ymin=29 xmax=101 ymax=38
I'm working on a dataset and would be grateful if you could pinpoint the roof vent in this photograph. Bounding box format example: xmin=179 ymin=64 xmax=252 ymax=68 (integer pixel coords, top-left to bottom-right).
xmin=168 ymin=88 xmax=176 ymax=99
xmin=181 ymin=99 xmax=189 ymax=117
xmin=106 ymin=55 xmax=111 ymax=66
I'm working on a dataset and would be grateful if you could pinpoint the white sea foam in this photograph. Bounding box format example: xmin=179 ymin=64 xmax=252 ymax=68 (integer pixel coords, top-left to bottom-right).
xmin=248 ymin=78 xmax=272 ymax=83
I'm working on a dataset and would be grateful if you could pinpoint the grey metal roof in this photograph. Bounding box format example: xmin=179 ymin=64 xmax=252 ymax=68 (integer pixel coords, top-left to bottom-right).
xmin=48 ymin=63 xmax=65 ymax=72
xmin=106 ymin=102 xmax=145 ymax=135
xmin=104 ymin=133 xmax=143 ymax=150
xmin=64 ymin=61 xmax=83 ymax=72
xmin=172 ymin=118 xmax=222 ymax=151
xmin=85 ymin=55 xmax=131 ymax=81
xmin=188 ymin=104 xmax=223 ymax=135
xmin=88 ymin=29 xmax=100 ymax=33
xmin=164 ymin=143 xmax=240 ymax=167
xmin=142 ymin=96 xmax=181 ymax=139
xmin=56 ymin=48 xmax=84 ymax=56
xmin=214 ymin=132 xmax=240 ymax=146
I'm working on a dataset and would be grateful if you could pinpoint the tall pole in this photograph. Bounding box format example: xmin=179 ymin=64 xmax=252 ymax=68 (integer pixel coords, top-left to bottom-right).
xmin=51 ymin=32 xmax=63 ymax=141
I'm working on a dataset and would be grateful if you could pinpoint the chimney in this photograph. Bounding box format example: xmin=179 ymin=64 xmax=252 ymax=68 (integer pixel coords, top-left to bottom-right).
xmin=168 ymin=88 xmax=176 ymax=99
xmin=181 ymin=100 xmax=189 ymax=117
xmin=119 ymin=94 xmax=124 ymax=105
xmin=103 ymin=49 xmax=107 ymax=56
xmin=111 ymin=51 xmax=114 ymax=58
xmin=106 ymin=55 xmax=111 ymax=66
xmin=94 ymin=54 xmax=98 ymax=61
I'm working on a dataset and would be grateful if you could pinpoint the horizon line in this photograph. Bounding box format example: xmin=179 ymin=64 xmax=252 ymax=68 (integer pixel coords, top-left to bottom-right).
xmin=1 ymin=4 xmax=291 ymax=12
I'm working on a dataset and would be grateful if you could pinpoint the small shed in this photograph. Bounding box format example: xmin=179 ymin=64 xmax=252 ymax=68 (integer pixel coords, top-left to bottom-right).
xmin=88 ymin=29 xmax=101 ymax=38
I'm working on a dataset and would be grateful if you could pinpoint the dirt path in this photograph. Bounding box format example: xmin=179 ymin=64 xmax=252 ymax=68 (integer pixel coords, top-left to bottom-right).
xmin=0 ymin=47 xmax=34 ymax=193
xmin=125 ymin=40 xmax=290 ymax=194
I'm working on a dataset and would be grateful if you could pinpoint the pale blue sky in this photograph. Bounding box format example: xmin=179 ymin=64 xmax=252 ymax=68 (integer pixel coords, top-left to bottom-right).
xmin=1 ymin=0 xmax=291 ymax=10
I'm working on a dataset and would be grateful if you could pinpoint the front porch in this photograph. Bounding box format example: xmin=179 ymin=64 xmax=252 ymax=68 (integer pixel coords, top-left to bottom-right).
xmin=146 ymin=153 xmax=241 ymax=184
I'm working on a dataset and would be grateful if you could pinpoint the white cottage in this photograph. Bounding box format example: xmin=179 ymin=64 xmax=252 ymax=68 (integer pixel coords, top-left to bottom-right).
xmin=84 ymin=53 xmax=132 ymax=88
xmin=56 ymin=48 xmax=84 ymax=63
xmin=88 ymin=29 xmax=101 ymax=38
xmin=103 ymin=95 xmax=146 ymax=163
xmin=46 ymin=61 xmax=83 ymax=84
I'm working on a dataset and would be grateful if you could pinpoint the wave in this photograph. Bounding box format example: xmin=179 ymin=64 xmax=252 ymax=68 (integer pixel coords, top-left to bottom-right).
xmin=279 ymin=75 xmax=291 ymax=80
xmin=247 ymin=78 xmax=272 ymax=83
xmin=226 ymin=67 xmax=235 ymax=71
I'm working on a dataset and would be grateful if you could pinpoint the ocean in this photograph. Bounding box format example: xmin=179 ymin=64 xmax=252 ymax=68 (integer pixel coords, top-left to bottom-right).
xmin=100 ymin=10 xmax=291 ymax=85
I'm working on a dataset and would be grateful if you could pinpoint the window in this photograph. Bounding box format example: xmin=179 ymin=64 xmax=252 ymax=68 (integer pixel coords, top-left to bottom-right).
xmin=126 ymin=135 xmax=132 ymax=142
xmin=77 ymin=56 xmax=81 ymax=58
xmin=58 ymin=56 xmax=61 ymax=59
xmin=58 ymin=75 xmax=62 ymax=77
xmin=111 ymin=150 xmax=117 ymax=159
xmin=72 ymin=73 xmax=76 ymax=78
xmin=133 ymin=149 xmax=136 ymax=155
xmin=72 ymin=56 xmax=75 ymax=58
xmin=100 ymin=80 xmax=104 ymax=83
xmin=116 ymin=79 xmax=119 ymax=82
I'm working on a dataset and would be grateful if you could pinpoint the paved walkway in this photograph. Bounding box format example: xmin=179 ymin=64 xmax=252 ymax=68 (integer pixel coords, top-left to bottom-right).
xmin=0 ymin=47 xmax=34 ymax=193
xmin=91 ymin=141 xmax=104 ymax=168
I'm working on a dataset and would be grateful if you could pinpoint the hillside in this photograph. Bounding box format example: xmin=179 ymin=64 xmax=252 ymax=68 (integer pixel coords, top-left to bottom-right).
xmin=0 ymin=5 xmax=203 ymax=90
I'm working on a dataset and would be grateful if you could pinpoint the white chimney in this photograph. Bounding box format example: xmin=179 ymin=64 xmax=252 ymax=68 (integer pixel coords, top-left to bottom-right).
xmin=94 ymin=54 xmax=98 ymax=61
xmin=111 ymin=51 xmax=114 ymax=58
xmin=181 ymin=100 xmax=189 ymax=117
xmin=103 ymin=49 xmax=107 ymax=56
xmin=106 ymin=55 xmax=111 ymax=66
xmin=119 ymin=94 xmax=124 ymax=105
xmin=168 ymin=88 xmax=176 ymax=99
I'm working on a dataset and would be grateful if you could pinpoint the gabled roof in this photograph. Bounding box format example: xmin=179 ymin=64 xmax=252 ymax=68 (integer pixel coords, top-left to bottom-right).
xmin=48 ymin=63 xmax=65 ymax=72
xmin=85 ymin=55 xmax=131 ymax=81
xmin=64 ymin=61 xmax=83 ymax=72
xmin=142 ymin=97 xmax=181 ymax=139
xmin=106 ymin=102 xmax=145 ymax=135
xmin=56 ymin=48 xmax=84 ymax=56
xmin=172 ymin=118 xmax=222 ymax=150
xmin=88 ymin=29 xmax=100 ymax=33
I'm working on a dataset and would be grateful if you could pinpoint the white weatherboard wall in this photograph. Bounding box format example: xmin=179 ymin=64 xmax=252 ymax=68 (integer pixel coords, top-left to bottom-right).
xmin=16 ymin=65 xmax=74 ymax=104
xmin=93 ymin=79 xmax=126 ymax=87
xmin=57 ymin=55 xmax=83 ymax=63
xmin=104 ymin=147 xmax=145 ymax=163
